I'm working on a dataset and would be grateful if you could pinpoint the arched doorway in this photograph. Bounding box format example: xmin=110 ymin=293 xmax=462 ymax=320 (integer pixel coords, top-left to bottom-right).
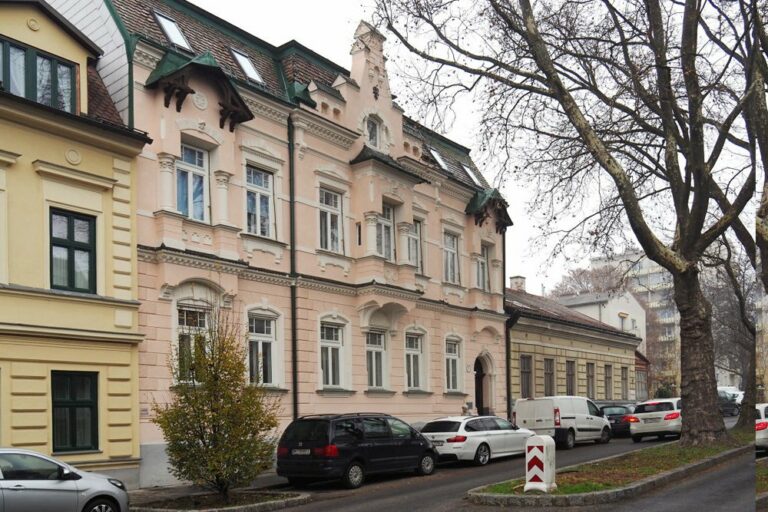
xmin=474 ymin=357 xmax=491 ymax=416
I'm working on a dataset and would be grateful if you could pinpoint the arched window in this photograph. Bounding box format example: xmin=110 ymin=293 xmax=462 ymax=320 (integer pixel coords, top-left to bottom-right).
xmin=176 ymin=298 xmax=211 ymax=382
xmin=367 ymin=117 xmax=380 ymax=148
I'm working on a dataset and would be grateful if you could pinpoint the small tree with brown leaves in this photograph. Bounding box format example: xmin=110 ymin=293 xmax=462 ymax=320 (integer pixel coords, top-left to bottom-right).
xmin=153 ymin=308 xmax=279 ymax=501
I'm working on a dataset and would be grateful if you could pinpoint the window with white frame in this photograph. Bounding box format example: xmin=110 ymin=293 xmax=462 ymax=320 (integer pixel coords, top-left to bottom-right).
xmin=177 ymin=145 xmax=208 ymax=222
xmin=319 ymin=188 xmax=342 ymax=253
xmin=177 ymin=304 xmax=209 ymax=381
xmin=376 ymin=204 xmax=394 ymax=261
xmin=445 ymin=338 xmax=461 ymax=392
xmin=231 ymin=48 xmax=263 ymax=83
xmin=443 ymin=232 xmax=460 ymax=284
xmin=320 ymin=323 xmax=342 ymax=387
xmin=477 ymin=245 xmax=490 ymax=291
xmin=586 ymin=362 xmax=596 ymax=398
xmin=408 ymin=220 xmax=424 ymax=273
xmin=405 ymin=334 xmax=423 ymax=390
xmin=246 ymin=165 xmax=273 ymax=237
xmin=248 ymin=315 xmax=274 ymax=385
xmin=154 ymin=12 xmax=192 ymax=50
xmin=366 ymin=331 xmax=386 ymax=388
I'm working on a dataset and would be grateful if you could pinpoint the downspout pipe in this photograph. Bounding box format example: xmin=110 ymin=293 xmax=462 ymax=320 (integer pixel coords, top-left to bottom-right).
xmin=288 ymin=115 xmax=299 ymax=420
xmin=503 ymin=230 xmax=513 ymax=421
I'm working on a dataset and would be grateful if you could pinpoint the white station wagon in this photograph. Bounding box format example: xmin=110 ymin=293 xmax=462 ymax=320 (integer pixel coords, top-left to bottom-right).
xmin=756 ymin=403 xmax=768 ymax=451
xmin=420 ymin=416 xmax=534 ymax=465
xmin=627 ymin=398 xmax=682 ymax=442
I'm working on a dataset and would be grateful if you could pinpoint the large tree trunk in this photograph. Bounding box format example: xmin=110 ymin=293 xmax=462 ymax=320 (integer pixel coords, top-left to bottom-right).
xmin=735 ymin=343 xmax=756 ymax=429
xmin=674 ymin=268 xmax=727 ymax=445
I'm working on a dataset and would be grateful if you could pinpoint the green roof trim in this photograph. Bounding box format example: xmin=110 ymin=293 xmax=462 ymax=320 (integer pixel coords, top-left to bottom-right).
xmin=466 ymin=188 xmax=513 ymax=233
xmin=146 ymin=51 xmax=220 ymax=87
xmin=286 ymin=81 xmax=317 ymax=108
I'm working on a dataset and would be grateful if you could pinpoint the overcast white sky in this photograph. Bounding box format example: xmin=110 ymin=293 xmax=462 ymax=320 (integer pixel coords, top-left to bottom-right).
xmin=189 ymin=0 xmax=572 ymax=294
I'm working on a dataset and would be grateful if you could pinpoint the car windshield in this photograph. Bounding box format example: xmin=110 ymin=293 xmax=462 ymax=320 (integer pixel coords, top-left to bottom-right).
xmin=421 ymin=421 xmax=461 ymax=433
xmin=602 ymin=407 xmax=628 ymax=415
xmin=635 ymin=402 xmax=674 ymax=413
xmin=282 ymin=420 xmax=328 ymax=443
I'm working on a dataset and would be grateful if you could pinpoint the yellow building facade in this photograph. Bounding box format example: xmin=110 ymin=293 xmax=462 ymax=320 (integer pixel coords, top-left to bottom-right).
xmin=507 ymin=286 xmax=640 ymax=402
xmin=0 ymin=2 xmax=148 ymax=487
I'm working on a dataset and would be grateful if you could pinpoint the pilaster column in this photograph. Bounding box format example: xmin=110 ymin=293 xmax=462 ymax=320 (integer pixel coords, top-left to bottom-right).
xmin=364 ymin=211 xmax=379 ymax=256
xmin=213 ymin=170 xmax=234 ymax=225
xmin=157 ymin=152 xmax=176 ymax=211
xmin=397 ymin=222 xmax=412 ymax=265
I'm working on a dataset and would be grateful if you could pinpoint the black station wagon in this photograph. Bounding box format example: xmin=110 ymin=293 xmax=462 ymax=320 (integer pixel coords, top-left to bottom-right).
xmin=276 ymin=413 xmax=437 ymax=488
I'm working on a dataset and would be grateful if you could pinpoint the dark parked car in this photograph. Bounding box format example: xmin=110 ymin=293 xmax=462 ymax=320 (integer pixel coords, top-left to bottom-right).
xmin=718 ymin=390 xmax=740 ymax=417
xmin=600 ymin=405 xmax=635 ymax=436
xmin=276 ymin=413 xmax=437 ymax=489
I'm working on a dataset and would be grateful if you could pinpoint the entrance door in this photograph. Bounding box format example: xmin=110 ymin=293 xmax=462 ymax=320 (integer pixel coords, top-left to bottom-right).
xmin=474 ymin=358 xmax=487 ymax=415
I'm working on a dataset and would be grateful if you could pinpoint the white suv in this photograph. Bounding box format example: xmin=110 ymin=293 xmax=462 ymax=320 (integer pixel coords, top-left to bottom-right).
xmin=627 ymin=398 xmax=682 ymax=442
xmin=756 ymin=403 xmax=768 ymax=451
xmin=420 ymin=416 xmax=534 ymax=465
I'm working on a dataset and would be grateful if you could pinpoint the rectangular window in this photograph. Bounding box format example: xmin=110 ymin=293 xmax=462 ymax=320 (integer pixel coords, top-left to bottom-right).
xmin=1 ymin=39 xmax=75 ymax=112
xmin=366 ymin=331 xmax=385 ymax=388
xmin=443 ymin=232 xmax=459 ymax=284
xmin=604 ymin=364 xmax=613 ymax=400
xmin=621 ymin=367 xmax=629 ymax=400
xmin=319 ymin=188 xmax=342 ymax=252
xmin=477 ymin=245 xmax=490 ymax=291
xmin=249 ymin=316 xmax=274 ymax=385
xmin=461 ymin=163 xmax=483 ymax=187
xmin=177 ymin=306 xmax=208 ymax=382
xmin=154 ymin=12 xmax=192 ymax=50
xmin=320 ymin=323 xmax=342 ymax=387
xmin=520 ymin=355 xmax=532 ymax=398
xmin=407 ymin=220 xmax=424 ymax=273
xmin=544 ymin=358 xmax=555 ymax=396
xmin=246 ymin=166 xmax=273 ymax=237
xmin=52 ymin=371 xmax=98 ymax=452
xmin=405 ymin=334 xmax=422 ymax=389
xmin=50 ymin=209 xmax=95 ymax=293
xmin=231 ymin=48 xmax=263 ymax=83
xmin=586 ymin=363 xmax=595 ymax=399
xmin=376 ymin=204 xmax=394 ymax=260
xmin=429 ymin=147 xmax=448 ymax=170
xmin=177 ymin=145 xmax=208 ymax=221
xmin=566 ymin=360 xmax=575 ymax=395
xmin=445 ymin=339 xmax=460 ymax=391
xmin=636 ymin=370 xmax=647 ymax=401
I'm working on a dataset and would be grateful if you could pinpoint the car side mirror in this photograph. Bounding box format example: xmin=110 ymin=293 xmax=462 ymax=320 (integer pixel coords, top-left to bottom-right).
xmin=59 ymin=467 xmax=73 ymax=480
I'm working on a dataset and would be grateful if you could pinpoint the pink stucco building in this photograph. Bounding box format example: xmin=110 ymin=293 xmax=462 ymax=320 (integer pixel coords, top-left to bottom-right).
xmin=53 ymin=0 xmax=512 ymax=486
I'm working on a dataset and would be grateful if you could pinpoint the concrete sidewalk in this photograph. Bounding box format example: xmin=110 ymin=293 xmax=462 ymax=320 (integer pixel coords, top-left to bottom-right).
xmin=128 ymin=471 xmax=289 ymax=506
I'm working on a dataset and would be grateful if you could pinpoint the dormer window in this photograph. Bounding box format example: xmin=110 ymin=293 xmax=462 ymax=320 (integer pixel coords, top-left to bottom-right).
xmin=231 ymin=49 xmax=263 ymax=84
xmin=0 ymin=38 xmax=75 ymax=113
xmin=429 ymin=147 xmax=448 ymax=171
xmin=154 ymin=12 xmax=192 ymax=51
xmin=367 ymin=117 xmax=380 ymax=148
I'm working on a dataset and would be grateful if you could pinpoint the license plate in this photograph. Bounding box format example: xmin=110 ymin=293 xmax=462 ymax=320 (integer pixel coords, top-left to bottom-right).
xmin=291 ymin=448 xmax=310 ymax=456
xmin=644 ymin=418 xmax=661 ymax=423
xmin=432 ymin=440 xmax=444 ymax=446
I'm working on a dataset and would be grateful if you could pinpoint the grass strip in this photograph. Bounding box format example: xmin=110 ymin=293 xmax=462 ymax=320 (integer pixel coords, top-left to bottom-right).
xmin=757 ymin=461 xmax=768 ymax=495
xmin=483 ymin=431 xmax=752 ymax=496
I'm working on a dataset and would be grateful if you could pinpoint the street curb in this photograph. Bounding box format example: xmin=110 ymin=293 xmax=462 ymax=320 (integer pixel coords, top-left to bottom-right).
xmin=466 ymin=444 xmax=752 ymax=507
xmin=129 ymin=491 xmax=310 ymax=512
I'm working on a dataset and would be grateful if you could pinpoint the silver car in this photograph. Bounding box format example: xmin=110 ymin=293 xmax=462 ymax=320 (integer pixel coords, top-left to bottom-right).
xmin=0 ymin=448 xmax=128 ymax=512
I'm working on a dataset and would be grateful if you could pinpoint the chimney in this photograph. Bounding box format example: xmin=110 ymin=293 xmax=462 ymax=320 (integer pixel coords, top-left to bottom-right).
xmin=509 ymin=276 xmax=526 ymax=292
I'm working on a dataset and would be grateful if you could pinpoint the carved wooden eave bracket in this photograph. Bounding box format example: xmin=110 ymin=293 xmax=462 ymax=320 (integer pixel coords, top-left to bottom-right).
xmin=146 ymin=51 xmax=254 ymax=132
xmin=465 ymin=188 xmax=513 ymax=234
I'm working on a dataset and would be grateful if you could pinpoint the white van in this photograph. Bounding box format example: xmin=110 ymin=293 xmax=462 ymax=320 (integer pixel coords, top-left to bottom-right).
xmin=513 ymin=396 xmax=612 ymax=449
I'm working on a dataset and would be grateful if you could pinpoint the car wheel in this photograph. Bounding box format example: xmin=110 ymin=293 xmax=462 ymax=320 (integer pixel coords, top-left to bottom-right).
xmin=342 ymin=461 xmax=365 ymax=489
xmin=632 ymin=435 xmax=643 ymax=443
xmin=83 ymin=498 xmax=119 ymax=512
xmin=474 ymin=443 xmax=491 ymax=466
xmin=564 ymin=429 xmax=576 ymax=450
xmin=416 ymin=453 xmax=436 ymax=476
xmin=596 ymin=427 xmax=611 ymax=444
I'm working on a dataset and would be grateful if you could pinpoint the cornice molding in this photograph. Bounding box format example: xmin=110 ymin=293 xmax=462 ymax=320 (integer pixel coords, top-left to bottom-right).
xmin=133 ymin=43 xmax=164 ymax=70
xmin=291 ymin=110 xmax=358 ymax=150
xmin=0 ymin=149 xmax=21 ymax=168
xmin=240 ymin=92 xmax=290 ymax=124
xmin=513 ymin=316 xmax=641 ymax=348
xmin=34 ymin=160 xmax=117 ymax=190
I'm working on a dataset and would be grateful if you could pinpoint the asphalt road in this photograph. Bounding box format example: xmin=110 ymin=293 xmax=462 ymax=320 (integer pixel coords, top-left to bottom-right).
xmin=287 ymin=436 xmax=675 ymax=512
xmin=286 ymin=415 xmax=742 ymax=512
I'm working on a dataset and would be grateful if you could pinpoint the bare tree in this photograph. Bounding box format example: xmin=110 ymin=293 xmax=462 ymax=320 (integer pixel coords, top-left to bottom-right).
xmin=374 ymin=0 xmax=757 ymax=444
xmin=549 ymin=266 xmax=626 ymax=296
